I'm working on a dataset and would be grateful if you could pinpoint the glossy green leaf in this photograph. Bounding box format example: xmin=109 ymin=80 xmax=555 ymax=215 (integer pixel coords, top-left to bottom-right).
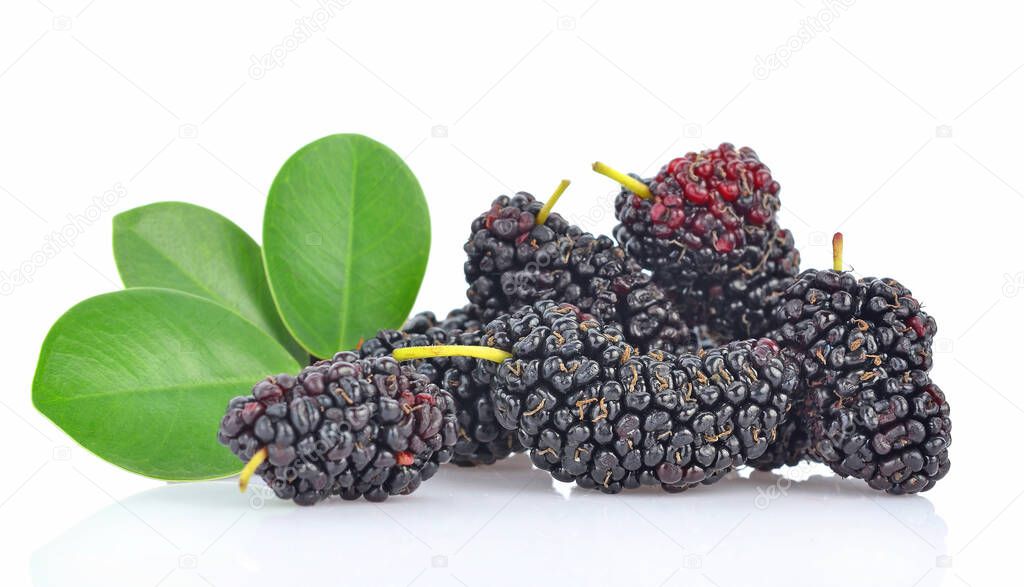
xmin=113 ymin=202 xmax=306 ymax=363
xmin=32 ymin=288 xmax=300 ymax=480
xmin=263 ymin=134 xmax=430 ymax=358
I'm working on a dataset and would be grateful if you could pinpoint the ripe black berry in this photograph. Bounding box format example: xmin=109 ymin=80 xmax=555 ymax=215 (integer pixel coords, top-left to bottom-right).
xmin=399 ymin=305 xmax=483 ymax=336
xmin=360 ymin=308 xmax=523 ymax=466
xmin=464 ymin=191 xmax=706 ymax=354
xmin=806 ymin=369 xmax=951 ymax=494
xmin=770 ymin=269 xmax=937 ymax=391
xmin=681 ymin=227 xmax=801 ymax=340
xmin=218 ymin=355 xmax=458 ymax=505
xmin=748 ymin=359 xmax=815 ymax=471
xmin=764 ymin=258 xmax=949 ymax=493
xmin=478 ymin=301 xmax=801 ymax=493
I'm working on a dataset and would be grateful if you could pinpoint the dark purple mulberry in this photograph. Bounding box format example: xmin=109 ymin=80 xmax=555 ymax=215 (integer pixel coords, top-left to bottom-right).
xmin=360 ymin=308 xmax=523 ymax=466
xmin=764 ymin=267 xmax=949 ymax=493
xmin=476 ymin=301 xmax=801 ymax=494
xmin=464 ymin=192 xmax=707 ymax=354
xmin=604 ymin=145 xmax=800 ymax=340
xmin=218 ymin=355 xmax=458 ymax=505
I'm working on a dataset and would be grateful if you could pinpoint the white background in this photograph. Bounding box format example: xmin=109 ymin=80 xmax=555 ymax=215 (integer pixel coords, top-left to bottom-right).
xmin=1 ymin=1 xmax=1021 ymax=585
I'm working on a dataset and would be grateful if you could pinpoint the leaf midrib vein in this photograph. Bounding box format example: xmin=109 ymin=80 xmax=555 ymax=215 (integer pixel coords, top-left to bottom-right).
xmin=338 ymin=145 xmax=358 ymax=348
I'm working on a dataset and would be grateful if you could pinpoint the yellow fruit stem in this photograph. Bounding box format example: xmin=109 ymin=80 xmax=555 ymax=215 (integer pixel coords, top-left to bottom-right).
xmin=833 ymin=232 xmax=844 ymax=272
xmin=535 ymin=179 xmax=571 ymax=225
xmin=393 ymin=345 xmax=512 ymax=364
xmin=239 ymin=447 xmax=267 ymax=493
xmin=591 ymin=161 xmax=651 ymax=199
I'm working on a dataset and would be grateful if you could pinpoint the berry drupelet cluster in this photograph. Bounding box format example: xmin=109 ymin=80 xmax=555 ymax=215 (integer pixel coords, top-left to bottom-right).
xmin=399 ymin=305 xmax=483 ymax=336
xmin=360 ymin=308 xmax=523 ymax=467
xmin=677 ymin=227 xmax=801 ymax=341
xmin=481 ymin=301 xmax=800 ymax=494
xmin=809 ymin=368 xmax=950 ymax=493
xmin=772 ymin=270 xmax=937 ymax=388
xmin=218 ymin=355 xmax=458 ymax=505
xmin=612 ymin=143 xmax=782 ymax=285
xmin=766 ymin=263 xmax=950 ymax=494
xmin=604 ymin=144 xmax=799 ymax=340
xmin=464 ymin=191 xmax=707 ymax=355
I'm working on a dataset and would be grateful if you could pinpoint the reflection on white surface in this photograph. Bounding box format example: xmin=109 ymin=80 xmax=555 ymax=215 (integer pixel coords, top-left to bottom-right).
xmin=33 ymin=455 xmax=947 ymax=587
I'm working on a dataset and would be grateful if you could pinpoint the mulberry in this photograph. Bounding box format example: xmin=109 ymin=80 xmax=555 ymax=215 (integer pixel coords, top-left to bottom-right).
xmin=806 ymin=368 xmax=951 ymax=494
xmin=464 ymin=186 xmax=705 ymax=354
xmin=764 ymin=234 xmax=949 ymax=493
xmin=749 ymin=386 xmax=815 ymax=471
xmin=399 ymin=305 xmax=483 ymax=335
xmin=595 ymin=145 xmax=800 ymax=339
xmin=601 ymin=143 xmax=782 ymax=286
xmin=360 ymin=308 xmax=523 ymax=466
xmin=399 ymin=301 xmax=801 ymax=494
xmin=770 ymin=269 xmax=937 ymax=394
xmin=218 ymin=355 xmax=458 ymax=505
xmin=684 ymin=227 xmax=801 ymax=340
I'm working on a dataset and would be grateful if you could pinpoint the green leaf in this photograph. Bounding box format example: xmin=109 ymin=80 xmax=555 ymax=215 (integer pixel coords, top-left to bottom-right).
xmin=263 ymin=134 xmax=430 ymax=358
xmin=113 ymin=202 xmax=307 ymax=363
xmin=32 ymin=288 xmax=300 ymax=480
